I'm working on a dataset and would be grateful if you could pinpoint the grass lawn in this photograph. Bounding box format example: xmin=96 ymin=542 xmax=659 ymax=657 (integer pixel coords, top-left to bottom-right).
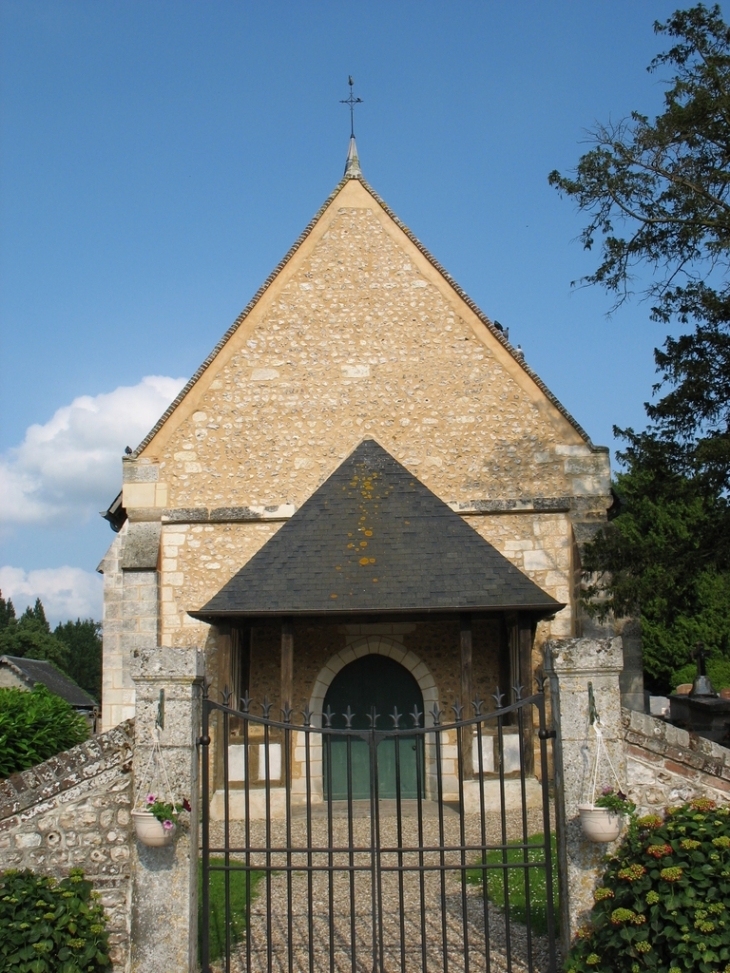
xmin=465 ymin=833 xmax=558 ymax=936
xmin=198 ymin=858 xmax=264 ymax=963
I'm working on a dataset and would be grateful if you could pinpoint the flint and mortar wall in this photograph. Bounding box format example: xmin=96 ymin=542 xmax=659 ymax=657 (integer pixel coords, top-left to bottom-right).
xmin=0 ymin=722 xmax=134 ymax=972
xmin=624 ymin=708 xmax=730 ymax=808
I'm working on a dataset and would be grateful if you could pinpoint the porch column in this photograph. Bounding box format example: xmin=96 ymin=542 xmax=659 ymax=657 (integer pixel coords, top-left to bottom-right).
xmin=216 ymin=624 xmax=232 ymax=694
xmin=460 ymin=613 xmax=474 ymax=777
xmin=281 ymin=619 xmax=293 ymax=713
xmin=518 ymin=613 xmax=535 ymax=775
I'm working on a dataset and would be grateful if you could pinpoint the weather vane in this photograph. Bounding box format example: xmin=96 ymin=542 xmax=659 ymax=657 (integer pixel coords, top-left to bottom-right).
xmin=340 ymin=76 xmax=363 ymax=139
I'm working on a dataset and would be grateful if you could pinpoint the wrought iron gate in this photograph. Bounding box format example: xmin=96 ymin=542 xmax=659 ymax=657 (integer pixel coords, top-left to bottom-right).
xmin=200 ymin=684 xmax=558 ymax=973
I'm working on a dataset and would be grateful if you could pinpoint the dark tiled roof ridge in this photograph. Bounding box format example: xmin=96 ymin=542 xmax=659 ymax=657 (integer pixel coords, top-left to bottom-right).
xmin=134 ymin=173 xmax=598 ymax=456
xmin=0 ymin=655 xmax=97 ymax=708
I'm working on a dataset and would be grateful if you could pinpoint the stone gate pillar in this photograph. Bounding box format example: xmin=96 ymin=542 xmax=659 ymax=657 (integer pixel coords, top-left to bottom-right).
xmin=544 ymin=637 xmax=625 ymax=951
xmin=130 ymin=647 xmax=204 ymax=973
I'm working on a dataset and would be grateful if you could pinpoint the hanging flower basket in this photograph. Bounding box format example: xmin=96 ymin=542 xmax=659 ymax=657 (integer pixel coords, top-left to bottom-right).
xmin=132 ymin=809 xmax=176 ymax=847
xmin=578 ymin=804 xmax=623 ymax=843
xmin=132 ymin=731 xmax=190 ymax=848
xmin=579 ymin=717 xmax=635 ymax=843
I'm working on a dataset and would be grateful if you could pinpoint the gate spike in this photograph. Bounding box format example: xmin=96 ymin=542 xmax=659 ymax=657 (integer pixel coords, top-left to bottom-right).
xmin=535 ymin=669 xmax=547 ymax=693
xmin=343 ymin=705 xmax=355 ymax=729
xmin=492 ymin=686 xmax=505 ymax=709
xmin=262 ymin=697 xmax=272 ymax=719
xmin=430 ymin=702 xmax=443 ymax=726
xmin=410 ymin=704 xmax=423 ymax=728
xmin=302 ymin=704 xmax=313 ymax=726
xmin=472 ymin=695 xmax=484 ymax=717
xmin=513 ymin=683 xmax=524 ymax=702
xmin=452 ymin=700 xmax=464 ymax=721
xmin=201 ymin=678 xmax=211 ymax=700
xmin=240 ymin=691 xmax=251 ymax=714
xmin=367 ymin=707 xmax=380 ymax=729
xmin=281 ymin=703 xmax=292 ymax=723
xmin=323 ymin=705 xmax=335 ymax=728
xmin=221 ymin=685 xmax=232 ymax=706
xmin=390 ymin=706 xmax=402 ymax=729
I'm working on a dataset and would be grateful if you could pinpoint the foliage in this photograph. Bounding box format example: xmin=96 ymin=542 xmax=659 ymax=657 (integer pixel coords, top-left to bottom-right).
xmin=673 ymin=654 xmax=730 ymax=690
xmin=564 ymin=799 xmax=730 ymax=973
xmin=0 ymin=685 xmax=88 ymax=779
xmin=0 ymin=592 xmax=102 ymax=703
xmin=595 ymin=787 xmax=637 ymax=816
xmin=549 ymin=4 xmax=730 ymax=497
xmin=466 ymin=833 xmax=559 ymax=936
xmin=0 ymin=867 xmax=110 ymax=973
xmin=0 ymin=593 xmax=69 ymax=671
xmin=550 ymin=4 xmax=730 ymax=685
xmin=142 ymin=793 xmax=191 ymax=830
xmin=53 ymin=620 xmax=102 ymax=703
xmin=581 ymin=461 xmax=730 ymax=692
xmin=198 ymin=858 xmax=264 ymax=963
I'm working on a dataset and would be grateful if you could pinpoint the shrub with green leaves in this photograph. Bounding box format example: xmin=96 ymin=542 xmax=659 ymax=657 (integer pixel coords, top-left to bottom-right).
xmin=0 ymin=685 xmax=88 ymax=779
xmin=565 ymin=799 xmax=730 ymax=973
xmin=0 ymin=867 xmax=111 ymax=972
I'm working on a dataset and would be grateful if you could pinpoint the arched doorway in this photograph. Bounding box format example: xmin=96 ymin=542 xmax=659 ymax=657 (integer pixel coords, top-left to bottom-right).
xmin=323 ymin=654 xmax=425 ymax=800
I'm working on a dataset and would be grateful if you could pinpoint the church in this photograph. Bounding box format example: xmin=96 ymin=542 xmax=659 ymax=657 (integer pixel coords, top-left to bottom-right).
xmin=99 ymin=136 xmax=620 ymax=809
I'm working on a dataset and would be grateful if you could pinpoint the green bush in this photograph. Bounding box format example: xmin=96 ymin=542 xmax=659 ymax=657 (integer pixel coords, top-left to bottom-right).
xmin=0 ymin=868 xmax=111 ymax=972
xmin=672 ymin=657 xmax=730 ymax=692
xmin=565 ymin=799 xmax=730 ymax=973
xmin=0 ymin=685 xmax=88 ymax=779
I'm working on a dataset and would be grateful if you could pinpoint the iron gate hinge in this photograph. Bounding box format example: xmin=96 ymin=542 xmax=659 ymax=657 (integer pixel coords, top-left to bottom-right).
xmin=538 ymin=728 xmax=557 ymax=740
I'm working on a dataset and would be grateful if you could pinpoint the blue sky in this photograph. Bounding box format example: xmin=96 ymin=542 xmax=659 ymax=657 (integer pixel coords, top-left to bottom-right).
xmin=0 ymin=0 xmax=700 ymax=623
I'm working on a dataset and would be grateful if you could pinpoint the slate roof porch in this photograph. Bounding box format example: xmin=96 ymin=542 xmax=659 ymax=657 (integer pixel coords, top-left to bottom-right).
xmin=191 ymin=440 xmax=563 ymax=788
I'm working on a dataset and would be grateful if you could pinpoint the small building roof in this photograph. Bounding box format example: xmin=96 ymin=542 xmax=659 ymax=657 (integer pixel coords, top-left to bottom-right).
xmin=191 ymin=439 xmax=564 ymax=621
xmin=0 ymin=656 xmax=97 ymax=709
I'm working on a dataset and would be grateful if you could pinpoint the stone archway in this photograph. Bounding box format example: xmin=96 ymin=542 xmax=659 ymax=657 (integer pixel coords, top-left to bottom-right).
xmin=290 ymin=637 xmax=440 ymax=802
xmin=308 ymin=636 xmax=439 ymax=726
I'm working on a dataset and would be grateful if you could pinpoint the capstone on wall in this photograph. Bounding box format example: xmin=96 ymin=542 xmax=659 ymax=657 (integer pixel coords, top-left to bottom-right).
xmin=624 ymin=708 xmax=730 ymax=809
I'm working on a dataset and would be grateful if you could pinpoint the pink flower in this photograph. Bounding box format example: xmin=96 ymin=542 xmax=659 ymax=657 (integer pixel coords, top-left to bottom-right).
xmin=163 ymin=819 xmax=174 ymax=830
xmin=146 ymin=794 xmax=156 ymax=805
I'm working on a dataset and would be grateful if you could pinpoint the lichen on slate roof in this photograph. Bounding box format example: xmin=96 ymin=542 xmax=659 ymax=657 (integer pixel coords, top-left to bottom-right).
xmin=191 ymin=439 xmax=564 ymax=619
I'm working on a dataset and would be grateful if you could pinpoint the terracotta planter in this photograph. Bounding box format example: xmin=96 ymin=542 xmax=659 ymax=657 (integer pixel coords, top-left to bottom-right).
xmin=132 ymin=809 xmax=176 ymax=847
xmin=578 ymin=804 xmax=623 ymax=842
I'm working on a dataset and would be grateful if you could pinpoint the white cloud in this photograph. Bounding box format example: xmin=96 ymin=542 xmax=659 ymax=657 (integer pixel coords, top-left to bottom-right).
xmin=0 ymin=565 xmax=103 ymax=625
xmin=0 ymin=375 xmax=186 ymax=527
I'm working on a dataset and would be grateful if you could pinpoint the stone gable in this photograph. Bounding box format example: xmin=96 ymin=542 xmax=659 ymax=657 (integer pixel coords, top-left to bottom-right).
xmin=102 ymin=173 xmax=616 ymax=727
xmin=124 ymin=180 xmax=608 ymax=517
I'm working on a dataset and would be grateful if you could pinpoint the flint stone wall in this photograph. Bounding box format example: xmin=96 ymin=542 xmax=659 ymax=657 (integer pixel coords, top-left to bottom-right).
xmin=0 ymin=722 xmax=134 ymax=972
xmin=624 ymin=708 xmax=730 ymax=809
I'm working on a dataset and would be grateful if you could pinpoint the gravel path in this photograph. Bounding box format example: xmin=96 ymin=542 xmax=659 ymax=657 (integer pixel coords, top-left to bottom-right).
xmin=206 ymin=803 xmax=560 ymax=973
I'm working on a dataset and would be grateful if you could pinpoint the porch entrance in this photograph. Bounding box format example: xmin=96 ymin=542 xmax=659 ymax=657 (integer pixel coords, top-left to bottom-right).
xmin=323 ymin=654 xmax=425 ymax=800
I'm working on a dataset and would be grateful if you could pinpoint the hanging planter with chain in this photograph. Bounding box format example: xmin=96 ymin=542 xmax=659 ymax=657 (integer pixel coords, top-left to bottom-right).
xmin=578 ymin=687 xmax=635 ymax=843
xmin=132 ymin=726 xmax=190 ymax=847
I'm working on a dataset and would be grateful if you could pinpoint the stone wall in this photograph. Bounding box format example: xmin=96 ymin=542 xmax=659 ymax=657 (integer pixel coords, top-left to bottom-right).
xmin=0 ymin=722 xmax=134 ymax=972
xmin=624 ymin=708 xmax=730 ymax=808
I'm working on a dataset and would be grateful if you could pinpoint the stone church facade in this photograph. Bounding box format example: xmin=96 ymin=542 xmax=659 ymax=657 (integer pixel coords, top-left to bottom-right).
xmin=98 ymin=142 xmax=626 ymax=807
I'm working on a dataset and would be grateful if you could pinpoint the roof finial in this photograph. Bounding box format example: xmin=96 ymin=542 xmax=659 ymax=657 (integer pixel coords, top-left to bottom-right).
xmin=341 ymin=76 xmax=363 ymax=177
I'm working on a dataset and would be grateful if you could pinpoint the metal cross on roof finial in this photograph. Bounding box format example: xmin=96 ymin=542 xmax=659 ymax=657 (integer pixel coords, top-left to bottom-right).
xmin=340 ymin=76 xmax=363 ymax=138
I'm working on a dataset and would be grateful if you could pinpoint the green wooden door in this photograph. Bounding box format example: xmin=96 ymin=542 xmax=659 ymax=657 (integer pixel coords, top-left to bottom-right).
xmin=323 ymin=655 xmax=424 ymax=800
